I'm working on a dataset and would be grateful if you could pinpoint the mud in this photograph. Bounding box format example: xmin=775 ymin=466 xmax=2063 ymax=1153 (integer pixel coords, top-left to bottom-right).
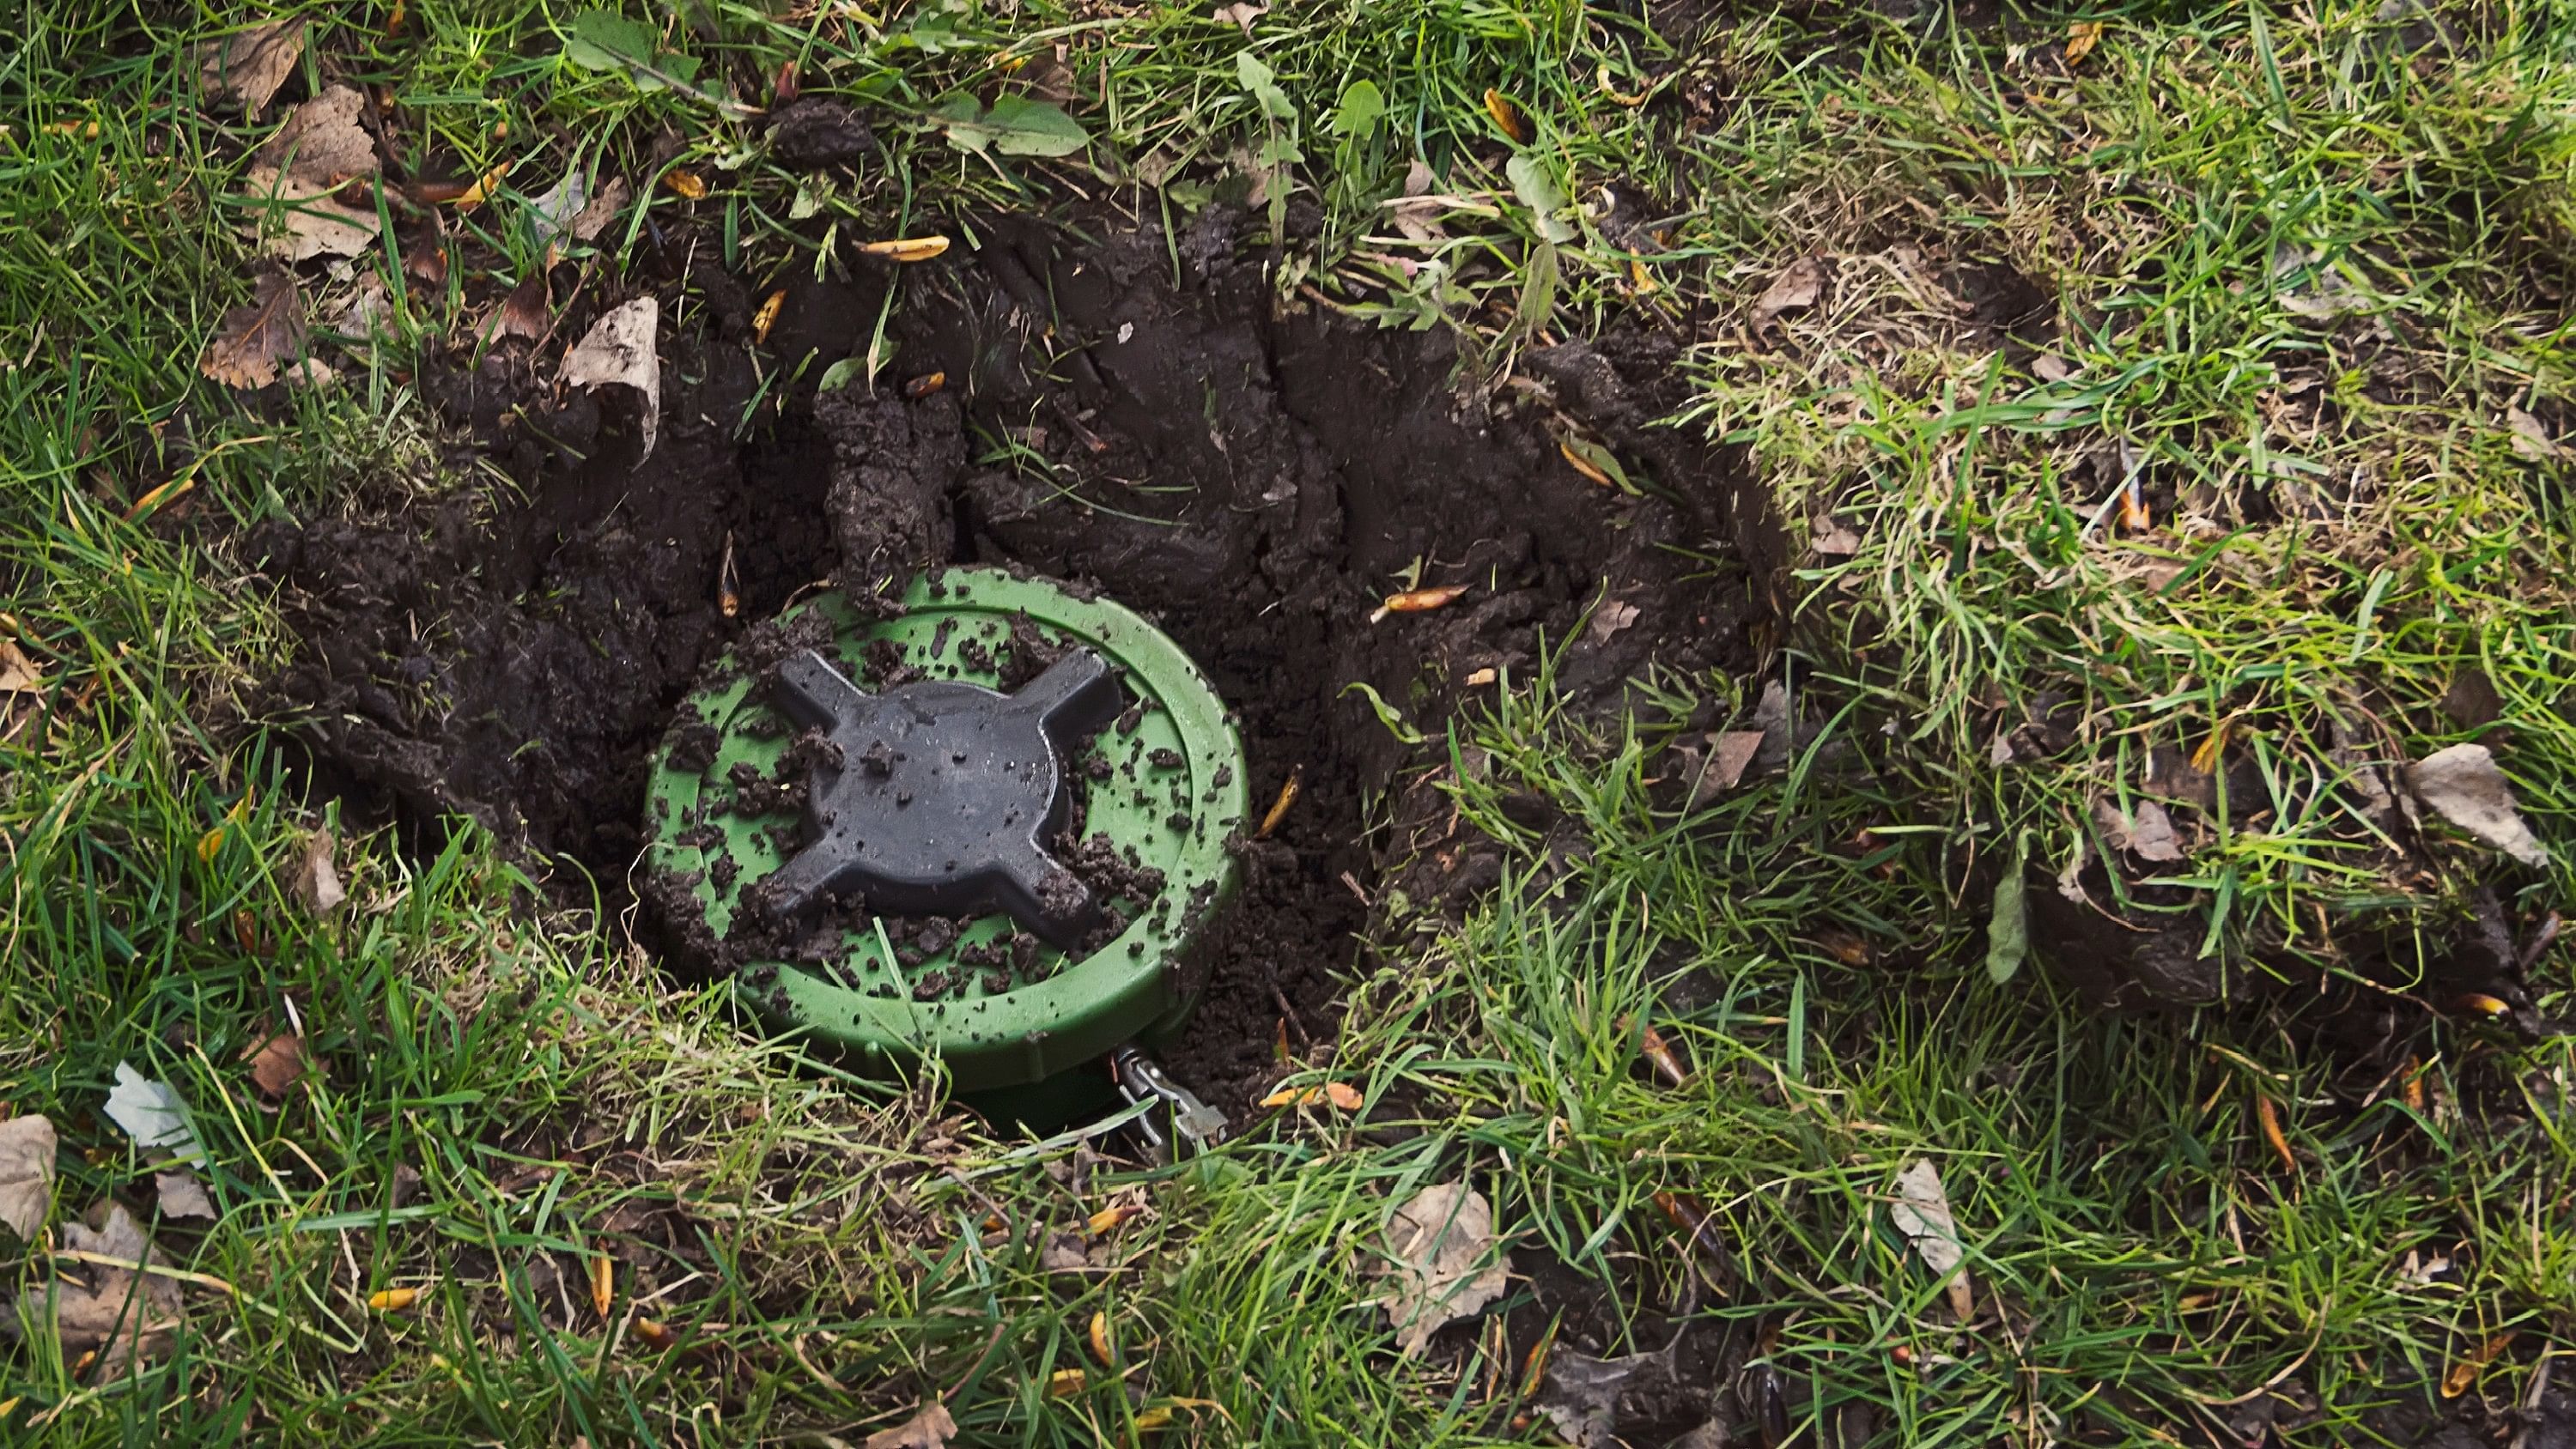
xmin=250 ymin=204 xmax=1769 ymax=1116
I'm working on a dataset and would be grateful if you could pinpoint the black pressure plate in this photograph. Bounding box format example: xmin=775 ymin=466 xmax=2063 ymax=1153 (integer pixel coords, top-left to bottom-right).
xmin=748 ymin=647 xmax=1124 ymax=948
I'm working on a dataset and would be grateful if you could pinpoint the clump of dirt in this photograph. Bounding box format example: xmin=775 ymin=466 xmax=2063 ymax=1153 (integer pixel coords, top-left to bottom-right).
xmin=249 ymin=204 xmax=1771 ymax=1114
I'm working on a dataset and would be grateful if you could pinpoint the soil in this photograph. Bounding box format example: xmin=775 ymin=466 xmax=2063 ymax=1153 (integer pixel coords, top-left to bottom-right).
xmin=246 ymin=202 xmax=1772 ymax=1119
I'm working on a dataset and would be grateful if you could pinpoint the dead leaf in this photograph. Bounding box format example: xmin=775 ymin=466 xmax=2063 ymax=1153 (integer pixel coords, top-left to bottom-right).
xmin=368 ymin=1286 xmax=420 ymax=1312
xmin=1889 ymin=1159 xmax=1973 ymax=1321
xmin=1749 ymin=258 xmax=1826 ymax=332
xmin=153 ymin=1169 xmax=216 ymax=1222
xmin=1040 ymin=1233 xmax=1091 ymax=1272
xmin=1379 ymin=1181 xmax=1509 ymax=1355
xmin=2506 ymin=406 xmax=2560 ymax=463
xmin=561 ymin=298 xmax=663 ymax=460
xmin=198 ymin=18 xmax=305 ymax=117
xmin=243 ymin=166 xmax=380 ymax=262
xmin=257 ymin=85 xmax=376 ymax=185
xmin=1695 ymin=731 xmax=1767 ymax=803
xmin=2443 ymin=1330 xmax=2518 ymax=1397
xmin=202 ymin=270 xmax=307 ymax=390
xmin=0 ymin=1115 xmax=57 ymax=1240
xmin=1087 ymin=1309 xmax=1114 ymax=1365
xmin=1482 ymin=88 xmax=1525 ymax=143
xmin=528 ymin=173 xmax=588 ymax=248
xmin=0 ymin=639 xmax=46 ymax=695
xmin=2093 ymin=797 xmax=2184 ymax=863
xmin=292 ymin=827 xmax=345 ymax=916
xmin=103 ymin=1063 xmax=204 ymax=1163
xmin=1541 ymin=1349 xmax=1678 ymax=1449
xmin=1046 ymin=1367 xmax=1085 ymax=1397
xmin=2032 ymin=352 xmax=2075 ymax=383
xmin=479 ymin=273 xmax=550 ymax=346
xmin=2063 ymin=21 xmax=2103 ymax=64
xmin=247 ymin=1034 xmax=307 ymax=1097
xmin=45 ymin=1203 xmax=185 ymax=1372
xmin=864 ymin=1404 xmax=957 ymax=1449
xmin=1812 ymin=517 xmax=1862 ymax=556
xmin=857 ymin=235 xmax=951 ymax=263
xmin=2406 ymin=743 xmax=2549 ymax=867
xmin=453 ymin=161 xmax=510 ymax=209
xmin=1382 ymin=160 xmax=1449 ymax=245
xmin=1587 ymin=599 xmax=1641 ymax=646
xmin=1214 ymin=2 xmax=1265 ymax=35
xmin=588 ymin=1255 xmax=613 ymax=1319
xmin=752 ymin=289 xmax=785 ymax=345
xmin=1383 ymin=583 xmax=1469 ymax=615
xmin=566 ymin=177 xmax=631 ymax=243
xmin=661 ymin=167 xmax=707 ymax=200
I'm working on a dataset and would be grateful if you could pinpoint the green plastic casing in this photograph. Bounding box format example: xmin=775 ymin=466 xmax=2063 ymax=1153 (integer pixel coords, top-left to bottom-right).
xmin=644 ymin=568 xmax=1247 ymax=1099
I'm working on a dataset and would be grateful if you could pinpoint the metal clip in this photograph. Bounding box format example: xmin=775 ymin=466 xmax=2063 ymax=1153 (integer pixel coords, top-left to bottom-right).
xmin=1110 ymin=1046 xmax=1228 ymax=1162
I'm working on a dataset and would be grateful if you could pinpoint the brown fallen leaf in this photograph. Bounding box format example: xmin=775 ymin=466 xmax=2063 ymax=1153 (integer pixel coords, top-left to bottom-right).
xmin=243 ymin=167 xmax=380 ymax=262
xmin=1587 ymin=599 xmax=1640 ymax=646
xmin=479 ymin=273 xmax=550 ymax=345
xmin=247 ymin=1033 xmax=306 ymax=1097
xmin=1380 ymin=1181 xmax=1510 ymax=1355
xmin=630 ymin=1316 xmax=678 ymax=1351
xmin=1637 ymin=1026 xmax=1688 ymax=1089
xmin=153 ymin=1168 xmax=216 ymax=1222
xmin=2443 ymin=1330 xmax=2518 ymax=1397
xmin=291 ymin=826 xmax=345 ymax=917
xmin=202 ymin=270 xmax=307 ymax=389
xmin=2253 ymin=1091 xmax=2297 ymax=1175
xmin=1261 ymin=1082 xmax=1364 ymax=1110
xmin=856 ymin=236 xmax=951 ymax=263
xmin=1214 ymin=2 xmax=1266 ymax=36
xmin=1483 ymin=88 xmax=1525 ymax=143
xmin=566 ymin=176 xmax=631 ymax=244
xmin=2506 ymin=406 xmax=2560 ymax=463
xmin=751 ymin=289 xmax=785 ymax=345
xmin=561 ymin=298 xmax=663 ymax=461
xmin=197 ymin=18 xmax=305 ymax=117
xmin=1692 ymin=731 xmax=1767 ymax=802
xmin=257 ymin=85 xmax=376 ymax=185
xmin=39 ymin=1203 xmax=185 ymax=1372
xmin=588 ymin=1255 xmax=613 ymax=1319
xmin=1084 ymin=1203 xmax=1137 ymax=1235
xmin=2408 ymin=743 xmax=2550 ymax=868
xmin=661 ymin=167 xmax=707 ymax=200
xmin=0 ymin=1114 xmax=57 ymax=1240
xmin=1046 ymin=1367 xmax=1086 ymax=1397
xmin=864 ymin=1403 xmax=957 ymax=1449
xmin=1748 ymin=258 xmax=1826 ymax=333
xmin=0 ymin=639 xmax=46 ymax=696
xmin=904 ymin=371 xmax=948 ymax=399
xmin=1889 ymin=1159 xmax=1973 ymax=1321
xmin=2063 ymin=21 xmax=2104 ymax=64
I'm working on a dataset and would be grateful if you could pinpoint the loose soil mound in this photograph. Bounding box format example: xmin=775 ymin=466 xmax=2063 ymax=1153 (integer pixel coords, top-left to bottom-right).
xmin=250 ymin=206 xmax=1772 ymax=1113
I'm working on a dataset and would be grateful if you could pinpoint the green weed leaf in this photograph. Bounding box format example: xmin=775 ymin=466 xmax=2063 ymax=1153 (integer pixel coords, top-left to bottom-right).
xmin=935 ymin=94 xmax=1091 ymax=158
xmin=1985 ymin=838 xmax=2030 ymax=985
xmin=1340 ymin=682 xmax=1425 ymax=745
xmin=1505 ymin=154 xmax=1574 ymax=244
xmin=1237 ymin=52 xmax=1296 ymax=122
xmin=563 ymin=10 xmax=700 ymax=90
xmin=1329 ymin=79 xmax=1384 ymax=139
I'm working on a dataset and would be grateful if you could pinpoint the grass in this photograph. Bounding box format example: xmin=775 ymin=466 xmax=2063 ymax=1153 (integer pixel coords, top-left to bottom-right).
xmin=3 ymin=0 xmax=2575 ymax=1445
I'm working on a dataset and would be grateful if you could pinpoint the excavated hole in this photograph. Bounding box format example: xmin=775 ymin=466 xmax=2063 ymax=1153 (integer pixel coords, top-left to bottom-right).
xmin=252 ymin=209 xmax=1772 ymax=1114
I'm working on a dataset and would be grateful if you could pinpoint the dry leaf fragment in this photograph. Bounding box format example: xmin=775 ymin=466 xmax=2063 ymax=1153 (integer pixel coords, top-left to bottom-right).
xmin=1255 ymin=765 xmax=1302 ymax=840
xmin=2253 ymin=1092 xmax=2298 ymax=1175
xmin=247 ymin=1033 xmax=306 ymax=1098
xmin=857 ymin=235 xmax=951 ymax=263
xmin=751 ymin=289 xmax=785 ymax=345
xmin=588 ymin=1255 xmax=613 ymax=1319
xmin=1637 ymin=1026 xmax=1689 ymax=1089
xmin=1087 ymin=1309 xmax=1115 ymax=1366
xmin=564 ymin=176 xmax=630 ymax=244
xmin=453 ymin=161 xmax=510 ymax=209
xmin=1812 ymin=518 xmax=1863 ymax=556
xmin=661 ymin=167 xmax=707 ymax=200
xmin=2406 ymin=743 xmax=2549 ymax=867
xmin=1380 ymin=1181 xmax=1509 ymax=1355
xmin=631 ymin=1316 xmax=678 ymax=1351
xmin=1383 ymin=583 xmax=1469 ymax=615
xmin=242 ymin=172 xmax=377 ymax=263
xmin=480 ymin=273 xmax=550 ymax=345
xmin=2093 ymin=797 xmax=2184 ymax=863
xmin=0 ymin=1115 xmax=57 ymax=1240
xmin=1749 ymin=258 xmax=1826 ymax=332
xmin=1695 ymin=731 xmax=1767 ymax=800
xmin=2063 ymin=21 xmax=2104 ymax=64
xmin=198 ymin=18 xmax=305 ymax=117
xmin=864 ymin=1404 xmax=958 ymax=1449
xmin=368 ymin=1286 xmax=421 ymax=1312
xmin=1587 ymin=599 xmax=1641 ymax=646
xmin=1889 ymin=1159 xmax=1973 ymax=1321
xmin=1214 ymin=2 xmax=1266 ymax=35
xmin=202 ymin=270 xmax=307 ymax=390
xmin=43 ymin=1203 xmax=185 ymax=1371
xmin=154 ymin=1168 xmax=216 ymax=1222
xmin=2506 ymin=406 xmax=2560 ymax=463
xmin=2443 ymin=1330 xmax=2518 ymax=1397
xmin=1047 ymin=1367 xmax=1086 ymax=1397
xmin=292 ymin=827 xmax=345 ymax=917
xmin=561 ymin=298 xmax=663 ymax=461
xmin=1483 ymin=88 xmax=1525 ymax=143
xmin=258 ymin=85 xmax=377 ymax=185
xmin=0 ymin=638 xmax=44 ymax=695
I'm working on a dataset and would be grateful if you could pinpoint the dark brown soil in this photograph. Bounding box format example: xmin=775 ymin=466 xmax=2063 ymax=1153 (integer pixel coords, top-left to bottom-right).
xmin=246 ymin=203 xmax=1771 ymax=1117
